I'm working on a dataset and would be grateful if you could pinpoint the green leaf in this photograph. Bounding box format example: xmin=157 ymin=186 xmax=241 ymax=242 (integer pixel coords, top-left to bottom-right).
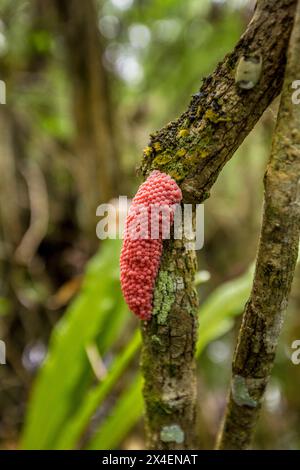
xmin=21 ymin=239 xmax=128 ymax=450
xmin=196 ymin=267 xmax=253 ymax=356
xmin=54 ymin=330 xmax=141 ymax=449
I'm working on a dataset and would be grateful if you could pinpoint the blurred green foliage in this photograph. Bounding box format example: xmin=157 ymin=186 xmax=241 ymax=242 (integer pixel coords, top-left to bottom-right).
xmin=21 ymin=239 xmax=129 ymax=449
xmin=21 ymin=239 xmax=253 ymax=449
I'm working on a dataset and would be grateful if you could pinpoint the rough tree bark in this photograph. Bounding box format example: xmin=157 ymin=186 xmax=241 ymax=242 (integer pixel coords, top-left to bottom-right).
xmin=216 ymin=0 xmax=300 ymax=450
xmin=141 ymin=232 xmax=199 ymax=449
xmin=140 ymin=0 xmax=297 ymax=449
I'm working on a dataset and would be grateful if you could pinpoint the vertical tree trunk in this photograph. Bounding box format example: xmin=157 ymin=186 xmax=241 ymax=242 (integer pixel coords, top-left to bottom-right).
xmin=141 ymin=233 xmax=198 ymax=449
xmin=52 ymin=0 xmax=120 ymax=239
xmin=216 ymin=0 xmax=300 ymax=449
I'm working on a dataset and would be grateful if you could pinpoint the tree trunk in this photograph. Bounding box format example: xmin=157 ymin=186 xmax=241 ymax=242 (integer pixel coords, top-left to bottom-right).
xmin=141 ymin=233 xmax=198 ymax=449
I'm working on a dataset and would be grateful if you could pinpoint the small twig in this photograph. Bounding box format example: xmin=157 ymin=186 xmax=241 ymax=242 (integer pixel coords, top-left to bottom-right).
xmin=14 ymin=161 xmax=49 ymax=266
xmin=85 ymin=343 xmax=107 ymax=381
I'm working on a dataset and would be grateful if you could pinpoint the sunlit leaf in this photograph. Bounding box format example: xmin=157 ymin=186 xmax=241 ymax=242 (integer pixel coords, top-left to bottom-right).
xmin=87 ymin=375 xmax=144 ymax=450
xmin=55 ymin=330 xmax=141 ymax=449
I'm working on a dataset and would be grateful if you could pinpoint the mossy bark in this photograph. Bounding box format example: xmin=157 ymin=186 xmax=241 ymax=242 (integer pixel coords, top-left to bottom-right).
xmin=139 ymin=0 xmax=297 ymax=450
xmin=140 ymin=0 xmax=296 ymax=204
xmin=216 ymin=0 xmax=300 ymax=449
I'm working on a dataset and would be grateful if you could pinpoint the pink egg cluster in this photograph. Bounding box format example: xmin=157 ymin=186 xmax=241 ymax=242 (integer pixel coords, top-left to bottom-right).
xmin=120 ymin=170 xmax=182 ymax=320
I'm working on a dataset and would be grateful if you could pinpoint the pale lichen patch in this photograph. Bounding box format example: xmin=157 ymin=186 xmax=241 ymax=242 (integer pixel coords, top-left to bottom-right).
xmin=153 ymin=270 xmax=175 ymax=325
xmin=160 ymin=424 xmax=185 ymax=444
xmin=231 ymin=375 xmax=258 ymax=408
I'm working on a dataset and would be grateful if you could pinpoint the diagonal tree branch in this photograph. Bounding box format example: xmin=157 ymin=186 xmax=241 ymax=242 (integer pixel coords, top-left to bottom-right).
xmin=140 ymin=0 xmax=297 ymax=450
xmin=216 ymin=0 xmax=300 ymax=450
xmin=141 ymin=0 xmax=296 ymax=203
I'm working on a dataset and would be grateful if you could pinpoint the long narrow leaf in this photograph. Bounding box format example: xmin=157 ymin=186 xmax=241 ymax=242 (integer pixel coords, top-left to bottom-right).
xmin=87 ymin=375 xmax=144 ymax=450
xmin=55 ymin=330 xmax=141 ymax=449
xmin=21 ymin=239 xmax=128 ymax=449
